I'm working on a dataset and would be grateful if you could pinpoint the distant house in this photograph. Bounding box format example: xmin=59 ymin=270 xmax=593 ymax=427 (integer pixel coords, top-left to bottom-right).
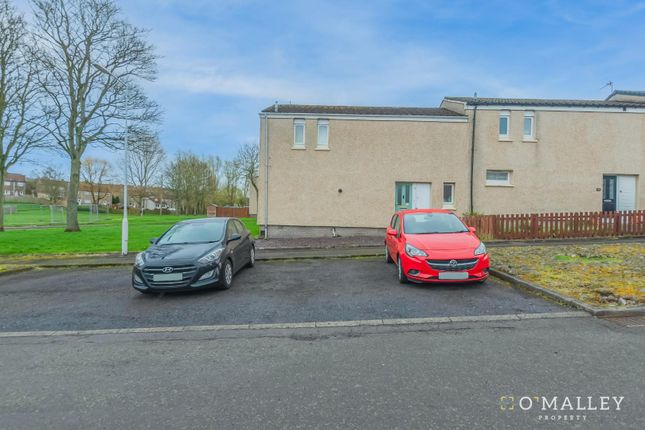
xmin=77 ymin=182 xmax=114 ymax=206
xmin=3 ymin=173 xmax=27 ymax=197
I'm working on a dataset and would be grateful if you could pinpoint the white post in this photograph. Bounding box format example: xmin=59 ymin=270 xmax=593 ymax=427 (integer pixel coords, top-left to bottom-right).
xmin=121 ymin=86 xmax=129 ymax=255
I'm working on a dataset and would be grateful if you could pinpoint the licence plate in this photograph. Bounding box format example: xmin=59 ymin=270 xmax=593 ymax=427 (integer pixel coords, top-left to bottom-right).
xmin=153 ymin=273 xmax=183 ymax=282
xmin=438 ymin=272 xmax=469 ymax=280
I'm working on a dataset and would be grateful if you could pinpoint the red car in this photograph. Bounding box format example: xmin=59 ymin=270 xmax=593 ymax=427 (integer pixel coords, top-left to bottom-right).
xmin=385 ymin=209 xmax=489 ymax=284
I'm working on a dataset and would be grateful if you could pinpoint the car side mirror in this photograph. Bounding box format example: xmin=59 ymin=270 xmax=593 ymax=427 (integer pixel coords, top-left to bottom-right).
xmin=227 ymin=233 xmax=242 ymax=243
xmin=468 ymin=227 xmax=476 ymax=233
xmin=150 ymin=237 xmax=158 ymax=244
xmin=387 ymin=228 xmax=397 ymax=236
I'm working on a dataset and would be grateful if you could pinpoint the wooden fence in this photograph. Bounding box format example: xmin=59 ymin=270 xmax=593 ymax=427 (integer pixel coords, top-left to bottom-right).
xmin=207 ymin=205 xmax=251 ymax=218
xmin=462 ymin=210 xmax=645 ymax=241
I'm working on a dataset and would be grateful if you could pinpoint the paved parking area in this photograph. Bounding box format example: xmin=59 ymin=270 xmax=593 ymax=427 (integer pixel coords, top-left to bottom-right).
xmin=0 ymin=257 xmax=565 ymax=332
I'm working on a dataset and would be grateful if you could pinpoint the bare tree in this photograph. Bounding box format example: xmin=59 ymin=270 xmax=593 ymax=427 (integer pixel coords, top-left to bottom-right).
xmin=128 ymin=133 xmax=165 ymax=215
xmin=235 ymin=142 xmax=259 ymax=207
xmin=222 ymin=159 xmax=242 ymax=205
xmin=31 ymin=0 xmax=160 ymax=231
xmin=38 ymin=165 xmax=66 ymax=204
xmin=80 ymin=157 xmax=111 ymax=205
xmin=0 ymin=0 xmax=44 ymax=231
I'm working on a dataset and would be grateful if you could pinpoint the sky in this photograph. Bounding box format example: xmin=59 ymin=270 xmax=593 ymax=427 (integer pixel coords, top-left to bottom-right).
xmin=12 ymin=0 xmax=645 ymax=177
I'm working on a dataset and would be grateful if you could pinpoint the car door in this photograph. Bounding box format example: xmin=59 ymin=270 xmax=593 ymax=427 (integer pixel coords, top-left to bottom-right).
xmin=233 ymin=219 xmax=252 ymax=268
xmin=225 ymin=220 xmax=242 ymax=269
xmin=387 ymin=214 xmax=400 ymax=259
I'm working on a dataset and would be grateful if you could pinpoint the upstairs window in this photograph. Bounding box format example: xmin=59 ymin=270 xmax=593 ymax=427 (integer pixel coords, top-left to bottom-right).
xmin=499 ymin=110 xmax=510 ymax=138
xmin=486 ymin=170 xmax=512 ymax=186
xmin=317 ymin=120 xmax=329 ymax=149
xmin=293 ymin=119 xmax=305 ymax=148
xmin=523 ymin=111 xmax=535 ymax=139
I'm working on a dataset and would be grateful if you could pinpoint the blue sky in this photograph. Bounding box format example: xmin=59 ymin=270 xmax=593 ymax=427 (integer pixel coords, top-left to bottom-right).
xmin=13 ymin=0 xmax=645 ymax=176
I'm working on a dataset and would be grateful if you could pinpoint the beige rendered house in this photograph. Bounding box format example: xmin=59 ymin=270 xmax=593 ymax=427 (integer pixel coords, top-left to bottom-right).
xmin=257 ymin=90 xmax=645 ymax=238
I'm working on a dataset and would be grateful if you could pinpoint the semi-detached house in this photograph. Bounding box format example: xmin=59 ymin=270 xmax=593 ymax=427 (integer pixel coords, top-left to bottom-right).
xmin=256 ymin=90 xmax=645 ymax=238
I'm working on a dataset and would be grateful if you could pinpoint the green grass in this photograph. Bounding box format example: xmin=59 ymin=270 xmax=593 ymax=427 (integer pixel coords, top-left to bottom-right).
xmin=554 ymin=254 xmax=622 ymax=263
xmin=2 ymin=202 xmax=106 ymax=226
xmin=0 ymin=209 xmax=260 ymax=255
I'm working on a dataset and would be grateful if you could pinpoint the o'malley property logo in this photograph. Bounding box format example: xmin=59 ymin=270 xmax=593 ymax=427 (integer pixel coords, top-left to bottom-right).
xmin=500 ymin=395 xmax=625 ymax=422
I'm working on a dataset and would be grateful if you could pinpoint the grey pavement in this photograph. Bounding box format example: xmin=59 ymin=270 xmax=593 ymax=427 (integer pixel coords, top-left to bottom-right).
xmin=0 ymin=258 xmax=564 ymax=332
xmin=0 ymin=246 xmax=384 ymax=268
xmin=0 ymin=317 xmax=642 ymax=430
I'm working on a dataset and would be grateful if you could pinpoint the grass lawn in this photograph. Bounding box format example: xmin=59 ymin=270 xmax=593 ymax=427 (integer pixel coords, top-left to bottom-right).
xmin=0 ymin=211 xmax=260 ymax=255
xmin=492 ymin=243 xmax=644 ymax=307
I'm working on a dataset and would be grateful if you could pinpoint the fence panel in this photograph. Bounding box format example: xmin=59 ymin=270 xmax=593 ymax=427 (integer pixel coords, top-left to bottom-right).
xmin=207 ymin=205 xmax=251 ymax=218
xmin=461 ymin=210 xmax=645 ymax=240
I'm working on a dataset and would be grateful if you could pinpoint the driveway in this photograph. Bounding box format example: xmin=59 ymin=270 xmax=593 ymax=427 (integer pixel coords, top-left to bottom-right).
xmin=0 ymin=257 xmax=564 ymax=332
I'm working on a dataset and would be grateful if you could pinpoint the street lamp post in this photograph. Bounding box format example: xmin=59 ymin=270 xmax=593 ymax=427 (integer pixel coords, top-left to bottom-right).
xmin=93 ymin=64 xmax=130 ymax=255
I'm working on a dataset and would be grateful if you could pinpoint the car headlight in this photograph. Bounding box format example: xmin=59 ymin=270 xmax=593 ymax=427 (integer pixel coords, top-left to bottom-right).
xmin=198 ymin=248 xmax=224 ymax=265
xmin=405 ymin=243 xmax=428 ymax=258
xmin=135 ymin=253 xmax=145 ymax=268
xmin=474 ymin=242 xmax=487 ymax=256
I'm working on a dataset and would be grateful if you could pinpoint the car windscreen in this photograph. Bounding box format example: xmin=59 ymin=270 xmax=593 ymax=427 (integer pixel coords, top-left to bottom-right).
xmin=156 ymin=222 xmax=225 ymax=245
xmin=403 ymin=213 xmax=469 ymax=234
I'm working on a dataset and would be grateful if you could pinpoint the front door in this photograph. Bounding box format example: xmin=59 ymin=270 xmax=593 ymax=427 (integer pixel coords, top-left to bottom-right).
xmin=395 ymin=183 xmax=412 ymax=211
xmin=602 ymin=175 xmax=616 ymax=212
xmin=395 ymin=182 xmax=431 ymax=211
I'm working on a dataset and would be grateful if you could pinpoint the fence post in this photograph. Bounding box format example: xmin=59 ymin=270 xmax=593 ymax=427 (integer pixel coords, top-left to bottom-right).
xmin=614 ymin=211 xmax=621 ymax=236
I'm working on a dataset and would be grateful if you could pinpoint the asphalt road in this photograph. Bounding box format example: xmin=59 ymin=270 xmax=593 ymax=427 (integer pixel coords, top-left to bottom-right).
xmin=0 ymin=317 xmax=643 ymax=430
xmin=0 ymin=258 xmax=563 ymax=331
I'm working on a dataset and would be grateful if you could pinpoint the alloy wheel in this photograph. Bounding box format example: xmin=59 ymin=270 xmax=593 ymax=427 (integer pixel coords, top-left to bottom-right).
xmin=398 ymin=257 xmax=408 ymax=284
xmin=224 ymin=261 xmax=233 ymax=286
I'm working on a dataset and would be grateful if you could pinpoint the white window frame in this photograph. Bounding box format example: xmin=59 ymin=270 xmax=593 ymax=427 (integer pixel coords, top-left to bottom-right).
xmin=499 ymin=110 xmax=510 ymax=139
xmin=293 ymin=119 xmax=305 ymax=149
xmin=523 ymin=111 xmax=535 ymax=140
xmin=486 ymin=170 xmax=512 ymax=186
xmin=316 ymin=119 xmax=329 ymax=149
xmin=442 ymin=183 xmax=455 ymax=208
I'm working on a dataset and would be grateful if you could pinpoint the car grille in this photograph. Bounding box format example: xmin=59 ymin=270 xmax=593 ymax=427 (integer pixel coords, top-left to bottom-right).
xmin=142 ymin=265 xmax=198 ymax=288
xmin=426 ymin=258 xmax=478 ymax=271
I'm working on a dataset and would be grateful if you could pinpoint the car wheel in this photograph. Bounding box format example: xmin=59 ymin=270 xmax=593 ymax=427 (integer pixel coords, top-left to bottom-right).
xmin=247 ymin=246 xmax=256 ymax=268
xmin=385 ymin=246 xmax=393 ymax=264
xmin=219 ymin=259 xmax=234 ymax=290
xmin=397 ymin=257 xmax=408 ymax=284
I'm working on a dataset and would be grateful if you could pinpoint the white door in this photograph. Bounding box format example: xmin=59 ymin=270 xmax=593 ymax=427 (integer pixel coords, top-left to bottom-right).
xmin=616 ymin=175 xmax=637 ymax=211
xmin=411 ymin=183 xmax=431 ymax=209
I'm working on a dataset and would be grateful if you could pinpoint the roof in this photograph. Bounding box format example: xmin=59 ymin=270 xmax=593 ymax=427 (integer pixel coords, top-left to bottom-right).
xmin=261 ymin=104 xmax=464 ymax=117
xmin=6 ymin=173 xmax=26 ymax=182
xmin=605 ymin=90 xmax=645 ymax=100
xmin=444 ymin=96 xmax=645 ymax=108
